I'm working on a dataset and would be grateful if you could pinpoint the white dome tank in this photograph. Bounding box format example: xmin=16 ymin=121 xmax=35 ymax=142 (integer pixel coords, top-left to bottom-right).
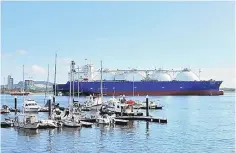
xmin=114 ymin=73 xmax=125 ymax=80
xmin=176 ymin=70 xmax=200 ymax=81
xmin=93 ymin=72 xmax=115 ymax=80
xmin=150 ymin=71 xmax=172 ymax=81
xmin=125 ymin=72 xmax=143 ymax=81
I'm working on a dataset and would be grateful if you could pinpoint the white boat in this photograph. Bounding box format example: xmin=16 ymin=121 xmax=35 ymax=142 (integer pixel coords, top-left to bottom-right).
xmin=14 ymin=114 xmax=39 ymax=129
xmin=0 ymin=105 xmax=10 ymax=114
xmin=84 ymin=95 xmax=102 ymax=110
xmin=23 ymin=99 xmax=40 ymax=112
xmin=1 ymin=118 xmax=14 ymax=127
xmin=62 ymin=117 xmax=81 ymax=127
xmin=140 ymin=100 xmax=162 ymax=109
xmin=38 ymin=119 xmax=59 ymax=128
xmin=96 ymin=113 xmax=115 ymax=124
xmin=80 ymin=121 xmax=93 ymax=128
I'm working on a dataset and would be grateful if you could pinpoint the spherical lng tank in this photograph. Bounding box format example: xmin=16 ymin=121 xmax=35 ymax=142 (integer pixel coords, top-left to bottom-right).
xmin=125 ymin=72 xmax=144 ymax=81
xmin=114 ymin=72 xmax=126 ymax=80
xmin=175 ymin=70 xmax=200 ymax=81
xmin=150 ymin=71 xmax=172 ymax=81
xmin=93 ymin=71 xmax=115 ymax=80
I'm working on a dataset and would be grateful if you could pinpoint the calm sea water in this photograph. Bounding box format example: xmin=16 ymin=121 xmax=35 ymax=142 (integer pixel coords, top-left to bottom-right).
xmin=1 ymin=93 xmax=235 ymax=153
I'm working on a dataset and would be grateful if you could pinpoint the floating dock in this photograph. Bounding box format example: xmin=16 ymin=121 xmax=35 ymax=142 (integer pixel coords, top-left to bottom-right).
xmin=115 ymin=116 xmax=167 ymax=123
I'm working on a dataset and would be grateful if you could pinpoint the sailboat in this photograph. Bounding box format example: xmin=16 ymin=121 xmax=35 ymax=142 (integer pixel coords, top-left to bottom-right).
xmin=14 ymin=65 xmax=39 ymax=129
xmin=95 ymin=61 xmax=116 ymax=124
xmin=62 ymin=61 xmax=81 ymax=128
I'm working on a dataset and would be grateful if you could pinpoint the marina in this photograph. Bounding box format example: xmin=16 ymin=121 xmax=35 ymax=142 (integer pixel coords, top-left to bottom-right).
xmin=1 ymin=93 xmax=234 ymax=153
xmin=1 ymin=1 xmax=234 ymax=153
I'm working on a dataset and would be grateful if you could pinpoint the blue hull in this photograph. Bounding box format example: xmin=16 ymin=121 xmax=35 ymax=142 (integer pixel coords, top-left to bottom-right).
xmin=56 ymin=80 xmax=223 ymax=96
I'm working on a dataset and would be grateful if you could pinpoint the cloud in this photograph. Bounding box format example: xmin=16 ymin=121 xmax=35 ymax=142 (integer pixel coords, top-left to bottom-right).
xmin=16 ymin=50 xmax=27 ymax=55
xmin=31 ymin=65 xmax=46 ymax=74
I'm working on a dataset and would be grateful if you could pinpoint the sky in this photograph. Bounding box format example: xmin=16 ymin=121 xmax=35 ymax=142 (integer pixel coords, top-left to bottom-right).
xmin=1 ymin=1 xmax=235 ymax=88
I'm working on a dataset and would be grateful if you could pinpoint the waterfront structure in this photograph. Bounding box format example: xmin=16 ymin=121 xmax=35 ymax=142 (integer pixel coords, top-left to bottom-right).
xmin=7 ymin=75 xmax=14 ymax=90
xmin=25 ymin=80 xmax=34 ymax=91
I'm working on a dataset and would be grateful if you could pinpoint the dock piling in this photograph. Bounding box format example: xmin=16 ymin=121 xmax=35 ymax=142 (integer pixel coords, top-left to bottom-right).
xmin=48 ymin=98 xmax=51 ymax=119
xmin=14 ymin=96 xmax=17 ymax=114
xmin=146 ymin=95 xmax=149 ymax=116
xmin=53 ymin=96 xmax=55 ymax=105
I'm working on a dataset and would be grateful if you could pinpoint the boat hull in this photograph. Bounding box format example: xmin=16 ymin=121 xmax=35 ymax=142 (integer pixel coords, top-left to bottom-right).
xmin=56 ymin=81 xmax=224 ymax=96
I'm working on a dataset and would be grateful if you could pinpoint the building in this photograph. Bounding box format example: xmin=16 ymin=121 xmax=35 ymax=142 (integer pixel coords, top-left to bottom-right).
xmin=25 ymin=80 xmax=34 ymax=91
xmin=7 ymin=75 xmax=14 ymax=90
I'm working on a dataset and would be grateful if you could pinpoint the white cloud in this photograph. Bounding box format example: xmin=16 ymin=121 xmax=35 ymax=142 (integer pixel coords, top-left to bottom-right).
xmin=16 ymin=50 xmax=27 ymax=55
xmin=31 ymin=65 xmax=46 ymax=74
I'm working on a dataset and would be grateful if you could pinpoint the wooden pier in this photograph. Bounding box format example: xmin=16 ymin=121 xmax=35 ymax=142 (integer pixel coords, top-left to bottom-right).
xmin=115 ymin=116 xmax=167 ymax=123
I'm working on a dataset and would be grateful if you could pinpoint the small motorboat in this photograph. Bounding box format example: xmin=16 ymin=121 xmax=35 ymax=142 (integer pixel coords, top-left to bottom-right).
xmin=96 ymin=113 xmax=115 ymax=125
xmin=14 ymin=114 xmax=39 ymax=129
xmin=140 ymin=100 xmax=163 ymax=109
xmin=80 ymin=121 xmax=93 ymax=128
xmin=0 ymin=105 xmax=10 ymax=114
xmin=1 ymin=118 xmax=14 ymax=128
xmin=38 ymin=119 xmax=58 ymax=129
xmin=62 ymin=119 xmax=81 ymax=128
xmin=113 ymin=119 xmax=129 ymax=125
xmin=84 ymin=95 xmax=102 ymax=110
xmin=23 ymin=99 xmax=40 ymax=112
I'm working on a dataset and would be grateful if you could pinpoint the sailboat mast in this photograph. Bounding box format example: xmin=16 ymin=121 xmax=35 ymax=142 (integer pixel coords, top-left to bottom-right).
xmin=72 ymin=68 xmax=75 ymax=102
xmin=3 ymin=77 xmax=5 ymax=94
xmin=69 ymin=61 xmax=72 ymax=105
xmin=100 ymin=61 xmax=103 ymax=102
xmin=23 ymin=65 xmax=25 ymax=114
xmin=23 ymin=65 xmax=25 ymax=94
xmin=77 ymin=66 xmax=80 ymax=100
xmin=53 ymin=53 xmax=57 ymax=96
xmin=44 ymin=64 xmax=49 ymax=104
xmin=133 ymin=76 xmax=134 ymax=97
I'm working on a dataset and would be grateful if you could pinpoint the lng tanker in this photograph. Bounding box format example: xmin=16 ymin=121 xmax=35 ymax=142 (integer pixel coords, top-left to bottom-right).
xmin=56 ymin=62 xmax=223 ymax=96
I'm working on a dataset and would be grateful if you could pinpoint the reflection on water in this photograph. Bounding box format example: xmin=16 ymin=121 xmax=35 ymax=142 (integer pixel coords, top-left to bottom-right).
xmin=146 ymin=121 xmax=149 ymax=137
xmin=15 ymin=128 xmax=40 ymax=137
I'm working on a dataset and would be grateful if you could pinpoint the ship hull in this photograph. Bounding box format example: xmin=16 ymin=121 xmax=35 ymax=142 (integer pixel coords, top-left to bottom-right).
xmin=56 ymin=81 xmax=224 ymax=96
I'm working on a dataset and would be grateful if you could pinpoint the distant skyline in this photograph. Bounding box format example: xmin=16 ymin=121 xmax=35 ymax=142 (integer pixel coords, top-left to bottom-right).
xmin=1 ymin=1 xmax=235 ymax=87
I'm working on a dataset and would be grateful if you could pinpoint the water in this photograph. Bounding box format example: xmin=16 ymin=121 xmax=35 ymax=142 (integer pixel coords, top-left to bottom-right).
xmin=1 ymin=93 xmax=235 ymax=153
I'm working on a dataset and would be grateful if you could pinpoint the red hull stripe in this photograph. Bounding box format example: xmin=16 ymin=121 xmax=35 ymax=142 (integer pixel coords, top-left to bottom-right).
xmin=100 ymin=90 xmax=224 ymax=96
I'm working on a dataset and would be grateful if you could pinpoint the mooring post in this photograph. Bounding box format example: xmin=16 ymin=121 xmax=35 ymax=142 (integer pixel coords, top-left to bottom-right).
xmin=53 ymin=96 xmax=55 ymax=106
xmin=48 ymin=98 xmax=51 ymax=119
xmin=146 ymin=95 xmax=149 ymax=116
xmin=14 ymin=96 xmax=17 ymax=114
